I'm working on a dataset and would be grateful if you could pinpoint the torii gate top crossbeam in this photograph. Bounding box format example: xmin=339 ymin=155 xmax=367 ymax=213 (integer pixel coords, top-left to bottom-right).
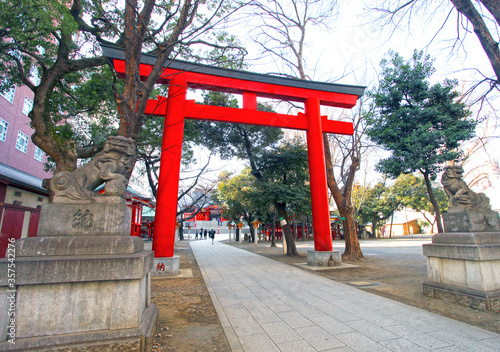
xmin=101 ymin=44 xmax=366 ymax=109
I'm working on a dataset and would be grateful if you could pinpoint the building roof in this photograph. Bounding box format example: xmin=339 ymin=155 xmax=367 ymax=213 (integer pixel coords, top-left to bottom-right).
xmin=96 ymin=184 xmax=155 ymax=208
xmin=0 ymin=162 xmax=48 ymax=195
xmin=126 ymin=187 xmax=155 ymax=208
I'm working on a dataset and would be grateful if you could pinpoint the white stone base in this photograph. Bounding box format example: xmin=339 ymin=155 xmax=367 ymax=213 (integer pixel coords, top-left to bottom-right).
xmin=307 ymin=250 xmax=341 ymax=267
xmin=422 ymin=232 xmax=500 ymax=311
xmin=152 ymin=256 xmax=180 ymax=276
xmin=425 ymin=256 xmax=500 ymax=292
xmin=0 ymin=251 xmax=158 ymax=351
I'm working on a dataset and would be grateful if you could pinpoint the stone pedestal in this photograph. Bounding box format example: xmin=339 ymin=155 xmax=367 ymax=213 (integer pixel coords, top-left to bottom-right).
xmin=423 ymin=231 xmax=500 ymax=311
xmin=307 ymin=250 xmax=342 ymax=267
xmin=0 ymin=202 xmax=158 ymax=351
xmin=442 ymin=211 xmax=500 ymax=233
xmin=152 ymin=256 xmax=180 ymax=276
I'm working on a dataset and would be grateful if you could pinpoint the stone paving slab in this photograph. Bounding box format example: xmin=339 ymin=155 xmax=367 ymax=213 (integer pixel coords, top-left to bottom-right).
xmin=190 ymin=240 xmax=500 ymax=352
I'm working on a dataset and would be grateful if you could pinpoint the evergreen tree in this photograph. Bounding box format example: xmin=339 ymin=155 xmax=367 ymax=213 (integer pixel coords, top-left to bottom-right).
xmin=366 ymin=50 xmax=476 ymax=233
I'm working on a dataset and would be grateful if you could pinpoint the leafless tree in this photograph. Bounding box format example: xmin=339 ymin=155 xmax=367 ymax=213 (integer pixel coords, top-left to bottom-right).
xmin=249 ymin=0 xmax=337 ymax=79
xmin=370 ymin=0 xmax=500 ymax=101
xmin=323 ymin=100 xmax=374 ymax=260
xmin=138 ymin=146 xmax=226 ymax=218
xmin=1 ymin=0 xmax=248 ymax=173
xmin=248 ymin=0 xmax=369 ymax=259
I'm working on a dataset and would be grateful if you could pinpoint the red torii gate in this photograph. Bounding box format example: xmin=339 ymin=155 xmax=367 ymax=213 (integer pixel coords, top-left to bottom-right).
xmin=102 ymin=45 xmax=365 ymax=258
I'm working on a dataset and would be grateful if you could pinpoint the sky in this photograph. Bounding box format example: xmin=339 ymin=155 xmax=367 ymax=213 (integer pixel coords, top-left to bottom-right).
xmin=182 ymin=0 xmax=500 ymax=208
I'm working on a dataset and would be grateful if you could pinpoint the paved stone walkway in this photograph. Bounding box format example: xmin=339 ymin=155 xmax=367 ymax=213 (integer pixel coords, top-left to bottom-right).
xmin=190 ymin=240 xmax=500 ymax=352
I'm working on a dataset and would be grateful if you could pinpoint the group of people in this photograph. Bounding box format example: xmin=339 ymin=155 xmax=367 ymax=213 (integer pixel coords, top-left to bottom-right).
xmin=194 ymin=228 xmax=217 ymax=244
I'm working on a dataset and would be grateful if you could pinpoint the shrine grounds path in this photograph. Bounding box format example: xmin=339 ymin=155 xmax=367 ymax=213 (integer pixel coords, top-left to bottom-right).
xmin=190 ymin=237 xmax=500 ymax=352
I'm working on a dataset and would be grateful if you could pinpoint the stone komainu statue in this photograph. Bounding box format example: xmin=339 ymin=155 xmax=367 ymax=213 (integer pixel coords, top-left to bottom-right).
xmin=48 ymin=136 xmax=136 ymax=204
xmin=441 ymin=165 xmax=491 ymax=212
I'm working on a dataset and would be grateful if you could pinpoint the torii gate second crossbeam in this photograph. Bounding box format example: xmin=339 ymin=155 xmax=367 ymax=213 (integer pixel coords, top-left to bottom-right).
xmin=102 ymin=44 xmax=366 ymax=258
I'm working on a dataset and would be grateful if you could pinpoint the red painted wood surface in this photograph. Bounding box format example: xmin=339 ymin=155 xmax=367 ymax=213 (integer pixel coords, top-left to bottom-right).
xmin=0 ymin=208 xmax=24 ymax=257
xmin=145 ymin=98 xmax=354 ymax=135
xmin=27 ymin=211 xmax=40 ymax=237
xmin=152 ymin=79 xmax=188 ymax=257
xmin=305 ymin=97 xmax=333 ymax=252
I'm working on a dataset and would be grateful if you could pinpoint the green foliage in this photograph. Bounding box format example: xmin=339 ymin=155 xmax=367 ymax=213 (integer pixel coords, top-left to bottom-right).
xmin=214 ymin=140 xmax=311 ymax=225
xmin=214 ymin=168 xmax=258 ymax=224
xmin=355 ymin=182 xmax=399 ymax=226
xmin=354 ymin=174 xmax=449 ymax=231
xmin=193 ymin=91 xmax=283 ymax=160
xmin=252 ymin=140 xmax=311 ymax=215
xmin=367 ymin=50 xmax=477 ymax=179
xmin=0 ymin=0 xmax=248 ymax=172
xmin=391 ymin=174 xmax=448 ymax=214
xmin=0 ymin=0 xmax=75 ymax=90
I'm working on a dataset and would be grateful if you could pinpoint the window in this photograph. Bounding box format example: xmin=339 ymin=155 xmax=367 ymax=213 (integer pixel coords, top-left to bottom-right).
xmin=0 ymin=119 xmax=7 ymax=142
xmin=8 ymin=38 xmax=22 ymax=61
xmin=15 ymin=131 xmax=28 ymax=153
xmin=0 ymin=87 xmax=15 ymax=103
xmin=34 ymin=146 xmax=44 ymax=162
xmin=22 ymin=97 xmax=33 ymax=115
xmin=30 ymin=66 xmax=40 ymax=86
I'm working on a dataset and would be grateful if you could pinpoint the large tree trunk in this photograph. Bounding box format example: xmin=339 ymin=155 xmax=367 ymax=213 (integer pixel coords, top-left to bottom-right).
xmin=479 ymin=0 xmax=500 ymax=26
xmin=271 ymin=215 xmax=277 ymax=247
xmin=372 ymin=219 xmax=378 ymax=238
xmin=450 ymin=0 xmax=500 ymax=82
xmin=275 ymin=202 xmax=299 ymax=256
xmin=422 ymin=171 xmax=444 ymax=233
xmin=323 ymin=135 xmax=364 ymax=260
xmin=249 ymin=225 xmax=255 ymax=242
xmin=338 ymin=202 xmax=363 ymax=260
xmin=179 ymin=225 xmax=184 ymax=241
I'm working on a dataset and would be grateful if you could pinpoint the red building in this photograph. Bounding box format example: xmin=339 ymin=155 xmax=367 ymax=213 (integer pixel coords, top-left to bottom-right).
xmin=0 ymin=85 xmax=52 ymax=257
xmin=183 ymin=205 xmax=226 ymax=224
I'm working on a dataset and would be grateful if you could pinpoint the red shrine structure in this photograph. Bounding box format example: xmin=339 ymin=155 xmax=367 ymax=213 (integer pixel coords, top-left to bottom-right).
xmin=102 ymin=44 xmax=365 ymax=258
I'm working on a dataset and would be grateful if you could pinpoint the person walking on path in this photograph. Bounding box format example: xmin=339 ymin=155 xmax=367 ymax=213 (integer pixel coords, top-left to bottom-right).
xmin=210 ymin=230 xmax=215 ymax=244
xmin=204 ymin=229 xmax=208 ymax=240
xmin=195 ymin=230 xmax=199 ymax=240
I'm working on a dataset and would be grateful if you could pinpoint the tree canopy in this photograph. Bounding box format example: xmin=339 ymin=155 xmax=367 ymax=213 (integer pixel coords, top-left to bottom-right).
xmin=215 ymin=168 xmax=259 ymax=227
xmin=354 ymin=173 xmax=449 ymax=236
xmin=0 ymin=0 xmax=246 ymax=173
xmin=391 ymin=173 xmax=448 ymax=228
xmin=214 ymin=139 xmax=310 ymax=255
xmin=371 ymin=0 xmax=500 ymax=100
xmin=355 ymin=181 xmax=399 ymax=237
xmin=366 ymin=50 xmax=476 ymax=232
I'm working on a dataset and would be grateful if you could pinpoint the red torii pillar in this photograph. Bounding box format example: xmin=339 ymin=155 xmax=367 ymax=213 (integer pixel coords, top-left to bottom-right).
xmin=152 ymin=79 xmax=187 ymax=257
xmin=305 ymin=97 xmax=332 ymax=252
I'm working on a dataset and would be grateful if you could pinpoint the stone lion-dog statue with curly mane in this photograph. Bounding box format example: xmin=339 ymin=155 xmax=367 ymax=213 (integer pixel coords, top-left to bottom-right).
xmin=441 ymin=165 xmax=491 ymax=213
xmin=48 ymin=135 xmax=136 ymax=204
